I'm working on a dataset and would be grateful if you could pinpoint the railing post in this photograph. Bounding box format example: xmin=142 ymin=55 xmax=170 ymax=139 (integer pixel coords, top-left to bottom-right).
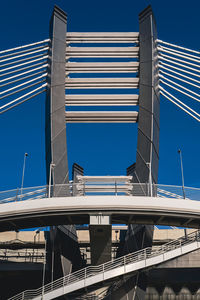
xmin=84 ymin=267 xmax=87 ymax=287
xmin=196 ymin=231 xmax=199 ymax=246
xmin=162 ymin=245 xmax=165 ymax=261
xmin=83 ymin=182 xmax=85 ymax=196
xmin=124 ymin=256 xmax=126 ymax=273
xmin=179 ymin=239 xmax=182 ymax=253
xmin=144 ymin=249 xmax=146 ymax=266
xmin=22 ymin=291 xmax=25 ymax=300
xmin=15 ymin=187 xmax=19 ymax=201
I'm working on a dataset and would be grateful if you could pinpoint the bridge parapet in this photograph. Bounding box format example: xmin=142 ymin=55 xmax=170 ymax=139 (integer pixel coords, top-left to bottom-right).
xmin=0 ymin=184 xmax=200 ymax=204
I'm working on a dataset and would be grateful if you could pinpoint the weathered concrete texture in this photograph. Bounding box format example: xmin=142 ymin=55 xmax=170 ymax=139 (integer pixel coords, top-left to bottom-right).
xmin=89 ymin=225 xmax=112 ymax=265
xmin=45 ymin=5 xmax=69 ymax=189
xmin=157 ymin=248 xmax=200 ymax=269
xmin=136 ymin=4 xmax=160 ymax=186
xmin=106 ymin=273 xmax=147 ymax=300
xmin=45 ymin=6 xmax=83 ymax=285
xmin=50 ymin=226 xmax=83 ymax=276
xmin=146 ymin=268 xmax=200 ymax=299
xmin=113 ymin=5 xmax=159 ymax=300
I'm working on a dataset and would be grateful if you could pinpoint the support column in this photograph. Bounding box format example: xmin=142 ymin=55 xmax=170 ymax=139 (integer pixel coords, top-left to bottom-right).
xmin=135 ymin=4 xmax=160 ymax=185
xmin=45 ymin=5 xmax=69 ymax=191
xmin=89 ymin=215 xmax=111 ymax=265
xmin=45 ymin=6 xmax=83 ymax=283
xmin=112 ymin=6 xmax=159 ymax=300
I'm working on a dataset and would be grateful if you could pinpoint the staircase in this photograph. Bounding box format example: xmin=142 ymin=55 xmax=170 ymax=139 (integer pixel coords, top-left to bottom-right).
xmin=9 ymin=230 xmax=200 ymax=300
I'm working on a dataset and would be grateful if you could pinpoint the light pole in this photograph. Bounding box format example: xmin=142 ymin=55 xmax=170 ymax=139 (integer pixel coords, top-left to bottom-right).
xmin=20 ymin=152 xmax=28 ymax=199
xmin=48 ymin=163 xmax=56 ymax=198
xmin=178 ymin=149 xmax=186 ymax=199
xmin=51 ymin=227 xmax=55 ymax=283
xmin=146 ymin=162 xmax=152 ymax=197
xmin=48 ymin=163 xmax=56 ymax=283
xmin=42 ymin=233 xmax=47 ymax=300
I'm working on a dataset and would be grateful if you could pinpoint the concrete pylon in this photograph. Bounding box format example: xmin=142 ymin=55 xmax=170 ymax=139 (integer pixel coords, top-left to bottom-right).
xmin=110 ymin=5 xmax=160 ymax=300
xmin=45 ymin=5 xmax=83 ymax=284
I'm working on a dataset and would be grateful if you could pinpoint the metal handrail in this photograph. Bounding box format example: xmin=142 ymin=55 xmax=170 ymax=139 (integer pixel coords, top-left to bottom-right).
xmin=9 ymin=229 xmax=200 ymax=300
xmin=0 ymin=183 xmax=200 ymax=204
xmin=0 ymin=248 xmax=45 ymax=263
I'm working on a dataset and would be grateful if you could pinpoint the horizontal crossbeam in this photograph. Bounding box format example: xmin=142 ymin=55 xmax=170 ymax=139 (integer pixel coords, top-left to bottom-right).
xmin=65 ymin=78 xmax=139 ymax=89
xmin=65 ymin=111 xmax=138 ymax=123
xmin=66 ymin=62 xmax=139 ymax=73
xmin=66 ymin=47 xmax=139 ymax=58
xmin=76 ymin=175 xmax=133 ymax=182
xmin=65 ymin=94 xmax=139 ymax=106
xmin=66 ymin=32 xmax=139 ymax=43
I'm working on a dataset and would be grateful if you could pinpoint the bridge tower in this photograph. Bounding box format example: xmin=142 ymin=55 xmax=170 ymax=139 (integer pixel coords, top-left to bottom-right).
xmin=45 ymin=4 xmax=159 ymax=299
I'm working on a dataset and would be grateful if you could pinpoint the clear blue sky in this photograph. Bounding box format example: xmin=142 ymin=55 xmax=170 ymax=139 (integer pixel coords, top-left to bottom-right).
xmin=0 ymin=0 xmax=199 ymax=191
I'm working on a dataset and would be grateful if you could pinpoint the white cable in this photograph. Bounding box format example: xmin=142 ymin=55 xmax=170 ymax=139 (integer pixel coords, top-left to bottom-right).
xmin=1 ymin=73 xmax=47 ymax=95
xmin=159 ymin=74 xmax=200 ymax=98
xmin=159 ymin=70 xmax=199 ymax=89
xmin=159 ymin=53 xmax=200 ymax=68
xmin=158 ymin=47 xmax=200 ymax=64
xmin=0 ymin=39 xmax=50 ymax=54
xmin=159 ymin=62 xmax=200 ymax=78
xmin=0 ymin=47 xmax=49 ymax=64
xmin=0 ymin=62 xmax=47 ymax=78
xmin=0 ymin=84 xmax=47 ymax=111
xmin=160 ymin=89 xmax=200 ymax=122
xmin=0 ymin=55 xmax=48 ymax=73
xmin=157 ymin=39 xmax=200 ymax=55
xmin=0 ymin=71 xmax=46 ymax=88
xmin=158 ymin=64 xmax=200 ymax=83
xmin=160 ymin=79 xmax=200 ymax=103
xmin=158 ymin=56 xmax=200 ymax=74
xmin=0 ymin=45 xmax=48 ymax=60
xmin=0 ymin=64 xmax=48 ymax=83
xmin=158 ymin=45 xmax=200 ymax=60
xmin=1 ymin=79 xmax=46 ymax=100
xmin=160 ymin=86 xmax=200 ymax=117
xmin=0 ymin=88 xmax=46 ymax=114
xmin=1 ymin=52 xmax=48 ymax=69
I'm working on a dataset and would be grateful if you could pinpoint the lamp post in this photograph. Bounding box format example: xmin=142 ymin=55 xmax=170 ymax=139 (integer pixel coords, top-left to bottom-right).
xmin=146 ymin=162 xmax=152 ymax=197
xmin=178 ymin=149 xmax=187 ymax=238
xmin=42 ymin=233 xmax=47 ymax=300
xmin=20 ymin=152 xmax=28 ymax=199
xmin=178 ymin=149 xmax=186 ymax=199
xmin=48 ymin=163 xmax=56 ymax=198
xmin=48 ymin=163 xmax=56 ymax=283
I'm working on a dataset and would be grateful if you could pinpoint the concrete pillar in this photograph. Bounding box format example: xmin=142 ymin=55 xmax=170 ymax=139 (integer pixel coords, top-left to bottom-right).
xmin=89 ymin=225 xmax=112 ymax=265
xmin=135 ymin=5 xmax=160 ymax=185
xmin=45 ymin=5 xmax=69 ymax=191
xmin=112 ymin=5 xmax=159 ymax=300
xmin=45 ymin=5 xmax=83 ymax=282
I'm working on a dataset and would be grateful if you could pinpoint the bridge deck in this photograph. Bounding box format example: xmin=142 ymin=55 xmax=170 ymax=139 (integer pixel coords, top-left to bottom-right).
xmin=0 ymin=196 xmax=200 ymax=231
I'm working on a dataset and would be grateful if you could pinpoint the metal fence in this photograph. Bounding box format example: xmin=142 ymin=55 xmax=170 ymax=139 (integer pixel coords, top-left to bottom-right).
xmin=0 ymin=183 xmax=200 ymax=204
xmin=0 ymin=248 xmax=45 ymax=263
xmin=9 ymin=230 xmax=200 ymax=300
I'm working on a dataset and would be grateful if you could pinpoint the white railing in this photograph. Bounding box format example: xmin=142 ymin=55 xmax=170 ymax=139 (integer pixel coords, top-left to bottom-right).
xmin=9 ymin=229 xmax=200 ymax=300
xmin=0 ymin=184 xmax=200 ymax=204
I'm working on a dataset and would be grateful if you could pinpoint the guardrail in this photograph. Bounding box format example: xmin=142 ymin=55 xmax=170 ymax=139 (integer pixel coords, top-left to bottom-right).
xmin=9 ymin=230 xmax=200 ymax=300
xmin=0 ymin=248 xmax=45 ymax=263
xmin=0 ymin=183 xmax=200 ymax=204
